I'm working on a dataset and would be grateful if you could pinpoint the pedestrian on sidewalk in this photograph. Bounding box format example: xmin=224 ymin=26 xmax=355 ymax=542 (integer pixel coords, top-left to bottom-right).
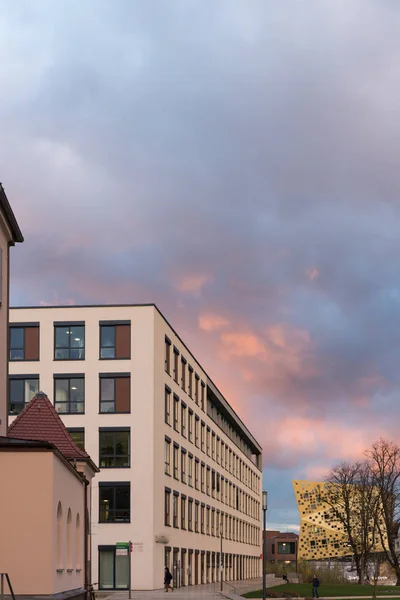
xmin=312 ymin=575 xmax=320 ymax=599
xmin=164 ymin=567 xmax=173 ymax=592
xmin=283 ymin=572 xmax=289 ymax=584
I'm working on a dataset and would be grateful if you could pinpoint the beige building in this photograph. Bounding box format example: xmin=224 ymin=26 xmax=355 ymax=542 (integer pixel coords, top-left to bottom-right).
xmin=0 ymin=183 xmax=23 ymax=436
xmin=9 ymin=304 xmax=263 ymax=591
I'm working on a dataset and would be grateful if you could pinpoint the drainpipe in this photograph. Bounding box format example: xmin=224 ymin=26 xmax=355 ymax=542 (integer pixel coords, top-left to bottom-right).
xmin=83 ymin=476 xmax=90 ymax=600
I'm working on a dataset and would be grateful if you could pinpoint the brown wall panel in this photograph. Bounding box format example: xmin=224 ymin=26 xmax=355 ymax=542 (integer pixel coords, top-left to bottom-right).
xmin=116 ymin=376 xmax=130 ymax=413
xmin=24 ymin=326 xmax=39 ymax=360
xmin=115 ymin=325 xmax=131 ymax=359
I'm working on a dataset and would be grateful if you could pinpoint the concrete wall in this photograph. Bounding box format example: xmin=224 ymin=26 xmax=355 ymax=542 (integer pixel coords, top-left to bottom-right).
xmin=0 ymin=449 xmax=85 ymax=595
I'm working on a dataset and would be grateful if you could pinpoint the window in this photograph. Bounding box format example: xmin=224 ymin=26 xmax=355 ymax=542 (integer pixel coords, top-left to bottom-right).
xmin=100 ymin=323 xmax=131 ymax=359
xmin=181 ymin=357 xmax=186 ymax=391
xmin=201 ymin=463 xmax=205 ymax=493
xmin=206 ymin=467 xmax=211 ymax=496
xmin=181 ymin=496 xmax=186 ymax=529
xmin=194 ymin=374 xmax=199 ymax=405
xmin=212 ymin=433 xmax=215 ymax=460
xmin=188 ymin=499 xmax=193 ymax=531
xmin=195 ymin=460 xmax=200 ymax=490
xmin=181 ymin=450 xmax=186 ymax=483
xmin=195 ymin=502 xmax=199 ymax=532
xmin=206 ymin=507 xmax=210 ymax=535
xmin=211 ymin=509 xmax=215 ymax=536
xmin=9 ymin=376 xmax=39 ymax=415
xmin=9 ymin=325 xmax=39 ymax=361
xmin=201 ymin=422 xmax=205 ymax=452
xmin=54 ymin=376 xmax=84 ymax=414
xmin=195 ymin=417 xmax=199 ymax=447
xmin=100 ymin=375 xmax=130 ymax=413
xmin=99 ymin=483 xmax=130 ymax=522
xmin=173 ymin=348 xmax=179 ymax=383
xmin=165 ymin=438 xmax=171 ymax=475
xmin=165 ymin=489 xmax=171 ymax=526
xmin=201 ymin=381 xmax=205 ymax=410
xmin=188 ymin=410 xmax=193 ymax=442
xmin=278 ymin=542 xmax=296 ymax=554
xmin=173 ymin=444 xmax=179 ymax=479
xmin=206 ymin=428 xmax=211 ymax=456
xmin=181 ymin=404 xmax=187 ymax=437
xmin=173 ymin=494 xmax=179 ymax=528
xmin=201 ymin=505 xmax=205 ymax=534
xmin=165 ymin=386 xmax=171 ymax=425
xmin=99 ymin=429 xmax=130 ymax=468
xmin=188 ymin=366 xmax=193 ymax=398
xmin=216 ymin=438 xmax=220 ymax=463
xmin=165 ymin=337 xmax=171 ymax=374
xmin=173 ymin=395 xmax=179 ymax=431
xmin=54 ymin=323 xmax=85 ymax=360
xmin=188 ymin=455 xmax=193 ymax=486
xmin=67 ymin=428 xmax=85 ymax=450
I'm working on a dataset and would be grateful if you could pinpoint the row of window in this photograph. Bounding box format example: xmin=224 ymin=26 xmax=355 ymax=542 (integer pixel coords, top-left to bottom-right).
xmin=164 ymin=438 xmax=259 ymax=521
xmin=8 ymin=374 xmax=130 ymax=415
xmin=165 ymin=338 xmax=258 ymax=465
xmin=165 ymin=386 xmax=260 ymax=494
xmin=164 ymin=488 xmax=260 ymax=546
xmin=9 ymin=322 xmax=131 ymax=361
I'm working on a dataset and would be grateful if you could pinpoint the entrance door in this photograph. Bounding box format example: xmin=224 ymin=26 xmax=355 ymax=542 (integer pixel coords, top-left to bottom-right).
xmin=195 ymin=553 xmax=199 ymax=585
xmin=99 ymin=546 xmax=129 ymax=590
xmin=188 ymin=552 xmax=193 ymax=586
xmin=201 ymin=553 xmax=205 ymax=584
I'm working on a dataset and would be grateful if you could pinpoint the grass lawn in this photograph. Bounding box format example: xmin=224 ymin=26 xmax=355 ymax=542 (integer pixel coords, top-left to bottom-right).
xmin=243 ymin=584 xmax=400 ymax=598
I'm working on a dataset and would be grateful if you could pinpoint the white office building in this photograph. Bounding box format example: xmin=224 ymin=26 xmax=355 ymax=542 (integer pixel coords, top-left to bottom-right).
xmin=9 ymin=304 xmax=263 ymax=591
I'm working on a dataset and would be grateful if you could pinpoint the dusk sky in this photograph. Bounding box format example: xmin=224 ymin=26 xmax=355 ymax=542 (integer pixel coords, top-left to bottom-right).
xmin=2 ymin=0 xmax=400 ymax=532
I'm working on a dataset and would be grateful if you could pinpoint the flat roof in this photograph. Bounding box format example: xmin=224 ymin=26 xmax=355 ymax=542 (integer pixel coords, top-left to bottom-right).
xmin=0 ymin=183 xmax=24 ymax=243
xmin=10 ymin=303 xmax=263 ymax=457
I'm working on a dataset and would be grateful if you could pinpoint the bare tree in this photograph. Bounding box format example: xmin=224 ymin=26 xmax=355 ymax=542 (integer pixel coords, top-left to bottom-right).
xmin=366 ymin=439 xmax=400 ymax=585
xmin=320 ymin=461 xmax=381 ymax=584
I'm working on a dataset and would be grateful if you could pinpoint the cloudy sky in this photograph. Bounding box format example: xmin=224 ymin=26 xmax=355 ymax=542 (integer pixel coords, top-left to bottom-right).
xmin=2 ymin=0 xmax=400 ymax=531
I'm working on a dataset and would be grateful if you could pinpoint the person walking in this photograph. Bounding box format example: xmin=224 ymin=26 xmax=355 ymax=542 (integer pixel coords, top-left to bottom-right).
xmin=283 ymin=572 xmax=289 ymax=584
xmin=164 ymin=567 xmax=173 ymax=592
xmin=312 ymin=574 xmax=320 ymax=599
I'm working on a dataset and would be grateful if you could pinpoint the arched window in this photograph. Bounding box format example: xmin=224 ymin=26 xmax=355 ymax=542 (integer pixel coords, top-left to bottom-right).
xmin=57 ymin=502 xmax=63 ymax=569
xmin=76 ymin=513 xmax=81 ymax=570
xmin=67 ymin=508 xmax=72 ymax=569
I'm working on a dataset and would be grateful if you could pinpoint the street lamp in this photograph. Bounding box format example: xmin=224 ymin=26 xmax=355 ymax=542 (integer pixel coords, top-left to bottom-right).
xmin=220 ymin=521 xmax=223 ymax=592
xmin=262 ymin=491 xmax=268 ymax=600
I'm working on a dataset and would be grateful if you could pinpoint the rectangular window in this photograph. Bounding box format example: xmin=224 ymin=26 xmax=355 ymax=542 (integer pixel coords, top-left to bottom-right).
xmin=173 ymin=494 xmax=179 ymax=528
xmin=54 ymin=376 xmax=84 ymax=414
xmin=206 ymin=507 xmax=210 ymax=535
xmin=201 ymin=422 xmax=205 ymax=452
xmin=165 ymin=490 xmax=171 ymax=526
xmin=100 ymin=323 xmax=131 ymax=359
xmin=195 ymin=460 xmax=200 ymax=490
xmin=54 ymin=323 xmax=85 ymax=360
xmin=181 ymin=450 xmax=186 ymax=483
xmin=212 ymin=470 xmax=216 ymax=498
xmin=165 ymin=337 xmax=171 ymax=374
xmin=201 ymin=505 xmax=205 ymax=534
xmin=181 ymin=357 xmax=186 ymax=391
xmin=188 ymin=410 xmax=193 ymax=442
xmin=99 ymin=429 xmax=130 ymax=468
xmin=165 ymin=386 xmax=171 ymax=425
xmin=188 ymin=366 xmax=193 ymax=398
xmin=195 ymin=502 xmax=199 ymax=532
xmin=194 ymin=375 xmax=199 ymax=405
xmin=181 ymin=496 xmax=186 ymax=529
xmin=99 ymin=483 xmax=130 ymax=523
xmin=173 ymin=445 xmax=179 ymax=479
xmin=188 ymin=455 xmax=193 ymax=486
xmin=216 ymin=438 xmax=220 ymax=463
xmin=100 ymin=375 xmax=130 ymax=413
xmin=212 ymin=433 xmax=216 ymax=460
xmin=188 ymin=499 xmax=193 ymax=531
xmin=278 ymin=542 xmax=296 ymax=554
xmin=9 ymin=325 xmax=39 ymax=361
xmin=181 ymin=404 xmax=187 ymax=438
xmin=206 ymin=428 xmax=211 ymax=456
xmin=67 ymin=428 xmax=85 ymax=450
xmin=173 ymin=395 xmax=179 ymax=431
xmin=201 ymin=381 xmax=205 ymax=410
xmin=173 ymin=347 xmax=179 ymax=383
xmin=201 ymin=464 xmax=205 ymax=493
xmin=195 ymin=417 xmax=199 ymax=447
xmin=165 ymin=439 xmax=171 ymax=475
xmin=9 ymin=376 xmax=39 ymax=415
xmin=206 ymin=467 xmax=210 ymax=496
xmin=211 ymin=509 xmax=215 ymax=536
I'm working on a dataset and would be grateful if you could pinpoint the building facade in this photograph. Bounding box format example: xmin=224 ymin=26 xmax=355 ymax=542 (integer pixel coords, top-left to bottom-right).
xmin=9 ymin=304 xmax=263 ymax=591
xmin=265 ymin=531 xmax=298 ymax=567
xmin=0 ymin=184 xmax=23 ymax=436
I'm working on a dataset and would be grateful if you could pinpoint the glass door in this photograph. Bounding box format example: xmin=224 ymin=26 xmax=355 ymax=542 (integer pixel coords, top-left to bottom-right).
xmin=99 ymin=549 xmax=114 ymax=589
xmin=99 ymin=546 xmax=129 ymax=590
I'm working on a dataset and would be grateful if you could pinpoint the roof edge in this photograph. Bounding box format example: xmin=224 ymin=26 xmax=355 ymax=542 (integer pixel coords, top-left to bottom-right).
xmin=0 ymin=183 xmax=24 ymax=243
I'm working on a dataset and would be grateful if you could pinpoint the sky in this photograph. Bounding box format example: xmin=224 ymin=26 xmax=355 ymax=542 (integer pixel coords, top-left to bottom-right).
xmin=2 ymin=0 xmax=400 ymax=532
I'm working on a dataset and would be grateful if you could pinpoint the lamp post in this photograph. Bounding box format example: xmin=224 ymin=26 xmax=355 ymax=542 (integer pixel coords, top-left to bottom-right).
xmin=262 ymin=491 xmax=268 ymax=600
xmin=220 ymin=521 xmax=223 ymax=592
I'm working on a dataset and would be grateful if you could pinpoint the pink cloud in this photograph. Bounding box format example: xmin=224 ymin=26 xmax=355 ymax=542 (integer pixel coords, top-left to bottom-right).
xmin=174 ymin=273 xmax=212 ymax=294
xmin=198 ymin=312 xmax=231 ymax=332
xmin=305 ymin=267 xmax=320 ymax=281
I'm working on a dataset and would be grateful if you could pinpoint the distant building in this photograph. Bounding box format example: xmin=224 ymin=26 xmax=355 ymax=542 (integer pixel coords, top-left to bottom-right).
xmin=9 ymin=304 xmax=263 ymax=590
xmin=265 ymin=530 xmax=298 ymax=566
xmin=1 ymin=392 xmax=98 ymax=598
xmin=0 ymin=184 xmax=23 ymax=436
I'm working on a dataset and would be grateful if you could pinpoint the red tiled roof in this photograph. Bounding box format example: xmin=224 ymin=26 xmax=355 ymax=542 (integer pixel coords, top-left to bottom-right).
xmin=8 ymin=392 xmax=89 ymax=460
